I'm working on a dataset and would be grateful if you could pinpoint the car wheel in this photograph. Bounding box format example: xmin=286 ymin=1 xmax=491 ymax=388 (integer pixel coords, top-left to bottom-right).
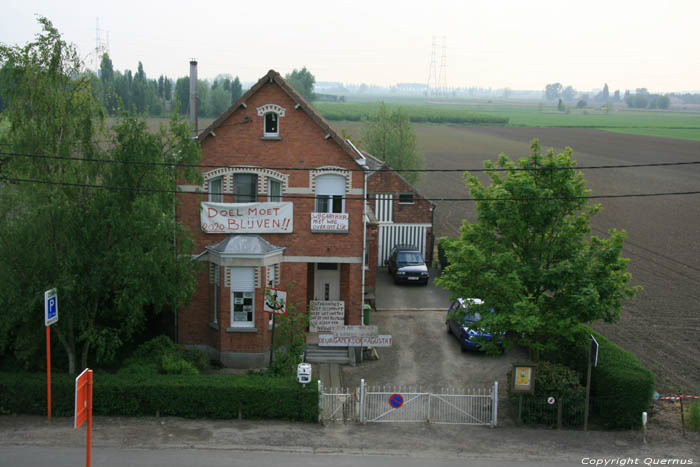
xmin=446 ymin=323 xmax=452 ymax=335
xmin=460 ymin=341 xmax=468 ymax=352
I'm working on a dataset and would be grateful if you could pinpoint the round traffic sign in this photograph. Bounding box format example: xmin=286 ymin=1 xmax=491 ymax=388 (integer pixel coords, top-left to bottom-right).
xmin=389 ymin=394 xmax=404 ymax=408
xmin=547 ymin=396 xmax=556 ymax=405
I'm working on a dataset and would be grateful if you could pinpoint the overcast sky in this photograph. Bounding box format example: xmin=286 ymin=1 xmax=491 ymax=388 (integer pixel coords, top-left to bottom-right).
xmin=3 ymin=0 xmax=699 ymax=93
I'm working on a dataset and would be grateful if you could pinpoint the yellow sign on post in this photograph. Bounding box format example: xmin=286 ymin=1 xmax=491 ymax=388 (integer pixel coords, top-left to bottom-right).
xmin=512 ymin=364 xmax=535 ymax=394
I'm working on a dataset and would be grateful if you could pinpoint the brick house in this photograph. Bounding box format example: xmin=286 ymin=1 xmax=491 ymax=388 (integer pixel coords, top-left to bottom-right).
xmin=176 ymin=70 xmax=371 ymax=368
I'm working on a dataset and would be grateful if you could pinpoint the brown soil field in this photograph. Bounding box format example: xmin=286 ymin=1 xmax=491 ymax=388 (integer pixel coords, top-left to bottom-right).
xmin=335 ymin=122 xmax=700 ymax=396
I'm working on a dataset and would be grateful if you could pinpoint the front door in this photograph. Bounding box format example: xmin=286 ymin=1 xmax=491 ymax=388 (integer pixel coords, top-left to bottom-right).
xmin=314 ymin=263 xmax=340 ymax=301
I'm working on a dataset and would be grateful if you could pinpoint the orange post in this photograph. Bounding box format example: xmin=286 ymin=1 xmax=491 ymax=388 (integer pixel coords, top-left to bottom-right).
xmin=86 ymin=369 xmax=93 ymax=467
xmin=46 ymin=325 xmax=51 ymax=421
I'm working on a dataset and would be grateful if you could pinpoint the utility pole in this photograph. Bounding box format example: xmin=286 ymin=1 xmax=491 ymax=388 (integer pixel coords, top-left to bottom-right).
xmin=426 ymin=36 xmax=438 ymax=97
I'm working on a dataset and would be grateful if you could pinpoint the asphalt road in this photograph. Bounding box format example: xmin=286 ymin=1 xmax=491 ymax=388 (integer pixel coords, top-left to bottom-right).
xmin=374 ymin=266 xmax=452 ymax=311
xmin=0 ymin=446 xmax=584 ymax=467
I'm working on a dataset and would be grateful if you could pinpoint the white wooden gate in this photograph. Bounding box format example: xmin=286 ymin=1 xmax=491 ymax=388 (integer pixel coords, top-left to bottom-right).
xmin=377 ymin=223 xmax=431 ymax=266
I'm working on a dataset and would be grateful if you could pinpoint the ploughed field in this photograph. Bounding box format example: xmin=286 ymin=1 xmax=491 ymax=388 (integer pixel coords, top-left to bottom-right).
xmin=336 ymin=122 xmax=700 ymax=395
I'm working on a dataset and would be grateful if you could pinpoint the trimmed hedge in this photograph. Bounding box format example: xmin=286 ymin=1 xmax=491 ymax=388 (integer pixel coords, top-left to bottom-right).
xmin=0 ymin=372 xmax=319 ymax=422
xmin=548 ymin=325 xmax=655 ymax=429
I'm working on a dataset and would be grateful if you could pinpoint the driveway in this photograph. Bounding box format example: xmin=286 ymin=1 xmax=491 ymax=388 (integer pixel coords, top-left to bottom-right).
xmin=374 ymin=267 xmax=452 ymax=310
xmin=343 ymin=309 xmax=527 ymax=395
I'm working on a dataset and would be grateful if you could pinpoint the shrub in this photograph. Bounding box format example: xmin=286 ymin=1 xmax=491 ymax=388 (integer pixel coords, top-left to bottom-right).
xmin=119 ymin=335 xmax=209 ymax=376
xmin=437 ymin=237 xmax=459 ymax=269
xmin=507 ymin=361 xmax=585 ymax=427
xmin=547 ymin=325 xmax=655 ymax=429
xmin=0 ymin=371 xmax=319 ymax=422
xmin=687 ymin=401 xmax=700 ymax=432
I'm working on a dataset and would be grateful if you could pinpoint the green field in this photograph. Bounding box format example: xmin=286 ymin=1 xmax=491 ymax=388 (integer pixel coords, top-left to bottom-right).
xmin=314 ymin=98 xmax=700 ymax=141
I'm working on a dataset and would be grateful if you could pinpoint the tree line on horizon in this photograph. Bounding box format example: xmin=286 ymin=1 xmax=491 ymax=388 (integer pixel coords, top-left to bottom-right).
xmin=543 ymin=82 xmax=684 ymax=110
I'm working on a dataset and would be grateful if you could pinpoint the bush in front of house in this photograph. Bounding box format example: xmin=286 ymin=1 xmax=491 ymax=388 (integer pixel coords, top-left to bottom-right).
xmin=507 ymin=361 xmax=586 ymax=427
xmin=0 ymin=371 xmax=319 ymax=422
xmin=437 ymin=237 xmax=459 ymax=269
xmin=119 ymin=335 xmax=209 ymax=375
xmin=547 ymin=325 xmax=655 ymax=429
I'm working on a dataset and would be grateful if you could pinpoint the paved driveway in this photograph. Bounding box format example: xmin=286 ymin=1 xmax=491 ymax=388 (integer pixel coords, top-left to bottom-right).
xmin=343 ymin=309 xmax=527 ymax=394
xmin=374 ymin=267 xmax=452 ymax=310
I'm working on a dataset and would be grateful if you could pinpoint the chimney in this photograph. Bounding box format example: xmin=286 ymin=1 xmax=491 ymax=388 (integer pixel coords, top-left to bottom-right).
xmin=189 ymin=59 xmax=198 ymax=136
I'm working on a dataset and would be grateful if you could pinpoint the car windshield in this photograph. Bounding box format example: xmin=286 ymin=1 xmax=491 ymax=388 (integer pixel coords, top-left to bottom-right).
xmin=463 ymin=312 xmax=482 ymax=323
xmin=398 ymin=252 xmax=423 ymax=265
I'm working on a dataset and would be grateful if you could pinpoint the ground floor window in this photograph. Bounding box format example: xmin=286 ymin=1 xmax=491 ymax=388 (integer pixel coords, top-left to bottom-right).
xmin=230 ymin=267 xmax=255 ymax=327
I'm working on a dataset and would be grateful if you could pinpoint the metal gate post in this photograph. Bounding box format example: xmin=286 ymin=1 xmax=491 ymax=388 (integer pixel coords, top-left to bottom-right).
xmin=360 ymin=379 xmax=366 ymax=424
xmin=492 ymin=381 xmax=498 ymax=427
xmin=318 ymin=380 xmax=323 ymax=423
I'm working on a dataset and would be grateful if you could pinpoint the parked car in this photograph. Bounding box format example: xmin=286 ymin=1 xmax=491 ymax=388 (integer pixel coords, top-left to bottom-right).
xmin=446 ymin=298 xmax=502 ymax=352
xmin=385 ymin=244 xmax=429 ymax=285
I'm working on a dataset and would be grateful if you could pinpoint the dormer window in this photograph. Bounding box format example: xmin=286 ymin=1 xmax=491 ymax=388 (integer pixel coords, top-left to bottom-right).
xmin=264 ymin=112 xmax=278 ymax=137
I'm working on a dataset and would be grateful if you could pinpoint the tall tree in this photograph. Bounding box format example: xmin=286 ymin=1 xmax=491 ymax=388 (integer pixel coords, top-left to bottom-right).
xmin=602 ymin=83 xmax=610 ymax=101
xmin=285 ymin=67 xmax=315 ymax=101
xmin=362 ymin=102 xmax=424 ymax=185
xmin=231 ymin=76 xmax=242 ymax=104
xmin=174 ymin=76 xmax=189 ymax=115
xmin=544 ymin=82 xmax=563 ymax=101
xmin=0 ymin=17 xmax=202 ymax=374
xmin=436 ymin=140 xmax=638 ymax=355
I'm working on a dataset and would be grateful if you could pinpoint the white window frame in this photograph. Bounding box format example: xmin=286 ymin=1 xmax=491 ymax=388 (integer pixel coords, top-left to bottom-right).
xmin=268 ymin=178 xmax=282 ymax=202
xmin=399 ymin=193 xmax=415 ymax=204
xmin=315 ymin=174 xmax=345 ymax=213
xmin=209 ymin=177 xmax=223 ymax=203
xmin=264 ymin=112 xmax=279 ymax=138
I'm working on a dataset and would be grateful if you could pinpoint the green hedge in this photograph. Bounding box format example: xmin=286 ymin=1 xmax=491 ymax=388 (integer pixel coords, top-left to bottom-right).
xmin=0 ymin=372 xmax=319 ymax=422
xmin=548 ymin=325 xmax=655 ymax=429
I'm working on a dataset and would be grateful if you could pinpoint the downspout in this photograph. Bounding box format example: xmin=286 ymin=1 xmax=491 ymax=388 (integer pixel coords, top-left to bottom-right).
xmin=361 ymin=168 xmax=368 ymax=319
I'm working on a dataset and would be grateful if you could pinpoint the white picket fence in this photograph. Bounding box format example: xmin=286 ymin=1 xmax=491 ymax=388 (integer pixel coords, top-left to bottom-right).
xmin=319 ymin=380 xmax=498 ymax=426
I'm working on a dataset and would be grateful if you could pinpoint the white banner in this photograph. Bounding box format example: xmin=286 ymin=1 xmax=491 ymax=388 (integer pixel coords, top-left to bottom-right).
xmin=310 ymin=213 xmax=349 ymax=233
xmin=201 ymin=202 xmax=293 ymax=234
xmin=309 ymin=300 xmax=345 ymax=332
xmin=319 ymin=334 xmax=392 ymax=347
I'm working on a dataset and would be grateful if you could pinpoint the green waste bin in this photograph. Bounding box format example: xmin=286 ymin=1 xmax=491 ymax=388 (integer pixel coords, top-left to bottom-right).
xmin=363 ymin=304 xmax=372 ymax=325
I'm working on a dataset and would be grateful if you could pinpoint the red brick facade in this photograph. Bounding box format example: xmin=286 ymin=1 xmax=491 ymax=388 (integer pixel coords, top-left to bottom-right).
xmin=176 ymin=70 xmax=368 ymax=367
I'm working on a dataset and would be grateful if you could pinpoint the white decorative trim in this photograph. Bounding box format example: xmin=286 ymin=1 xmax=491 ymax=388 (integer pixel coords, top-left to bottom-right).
xmin=310 ymin=166 xmax=352 ymax=194
xmin=256 ymin=103 xmax=286 ymax=117
xmin=224 ymin=266 xmax=231 ymax=287
xmin=202 ymin=167 xmax=289 ymax=195
xmin=282 ymin=256 xmax=363 ymax=263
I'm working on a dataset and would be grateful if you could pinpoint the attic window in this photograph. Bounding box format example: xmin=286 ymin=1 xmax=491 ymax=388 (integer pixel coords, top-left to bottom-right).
xmin=399 ymin=193 xmax=414 ymax=204
xmin=256 ymin=104 xmax=286 ymax=139
xmin=264 ymin=112 xmax=278 ymax=137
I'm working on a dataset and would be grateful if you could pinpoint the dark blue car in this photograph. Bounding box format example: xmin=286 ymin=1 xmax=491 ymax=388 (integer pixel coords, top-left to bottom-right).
xmin=446 ymin=298 xmax=501 ymax=352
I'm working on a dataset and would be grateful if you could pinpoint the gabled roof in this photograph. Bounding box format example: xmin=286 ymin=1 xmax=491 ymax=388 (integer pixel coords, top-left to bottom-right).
xmin=198 ymin=69 xmax=364 ymax=168
xmin=363 ymin=150 xmax=435 ymax=208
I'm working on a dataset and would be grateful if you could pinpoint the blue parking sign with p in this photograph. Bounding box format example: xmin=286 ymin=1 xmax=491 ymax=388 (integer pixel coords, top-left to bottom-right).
xmin=44 ymin=289 xmax=58 ymax=326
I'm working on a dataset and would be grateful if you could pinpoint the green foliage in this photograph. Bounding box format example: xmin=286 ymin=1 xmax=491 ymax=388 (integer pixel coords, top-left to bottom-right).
xmin=0 ymin=18 xmax=202 ymax=374
xmin=547 ymin=325 xmax=655 ymax=429
xmin=315 ymin=101 xmax=508 ymax=124
xmin=120 ymin=336 xmax=209 ymax=375
xmin=507 ymin=361 xmax=586 ymax=427
xmin=285 ymin=67 xmax=316 ymax=101
xmin=0 ymin=371 xmax=319 ymax=422
xmin=437 ymin=237 xmax=459 ymax=269
xmin=687 ymin=402 xmax=700 ymax=432
xmin=231 ymin=76 xmax=242 ymax=104
xmin=268 ymin=284 xmax=309 ymax=376
xmin=436 ymin=140 xmax=639 ymax=355
xmin=362 ymin=102 xmax=424 ymax=184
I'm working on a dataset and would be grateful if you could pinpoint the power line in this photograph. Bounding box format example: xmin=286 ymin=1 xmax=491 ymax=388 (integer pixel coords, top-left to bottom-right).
xmin=2 ymin=150 xmax=700 ymax=173
xmin=2 ymin=176 xmax=700 ymax=202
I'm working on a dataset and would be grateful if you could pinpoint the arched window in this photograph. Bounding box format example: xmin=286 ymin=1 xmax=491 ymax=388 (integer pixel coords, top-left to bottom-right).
xmin=315 ymin=175 xmax=345 ymax=213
